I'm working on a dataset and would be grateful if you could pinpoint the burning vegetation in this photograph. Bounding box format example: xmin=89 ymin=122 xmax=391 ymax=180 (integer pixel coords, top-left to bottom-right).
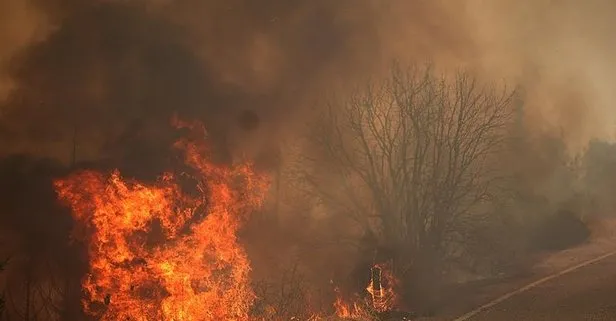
xmin=2 ymin=1 xmax=616 ymax=321
xmin=51 ymin=118 xmax=401 ymax=320
xmin=54 ymin=119 xmax=268 ymax=320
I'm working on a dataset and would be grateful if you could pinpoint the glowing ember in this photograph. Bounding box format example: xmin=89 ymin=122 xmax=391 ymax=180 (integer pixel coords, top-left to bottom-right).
xmin=54 ymin=120 xmax=269 ymax=321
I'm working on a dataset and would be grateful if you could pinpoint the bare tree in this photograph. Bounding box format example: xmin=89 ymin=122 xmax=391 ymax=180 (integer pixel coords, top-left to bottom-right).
xmin=302 ymin=63 xmax=514 ymax=310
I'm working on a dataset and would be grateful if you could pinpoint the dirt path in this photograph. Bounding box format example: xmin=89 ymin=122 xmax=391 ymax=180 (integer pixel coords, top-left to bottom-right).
xmin=419 ymin=219 xmax=616 ymax=321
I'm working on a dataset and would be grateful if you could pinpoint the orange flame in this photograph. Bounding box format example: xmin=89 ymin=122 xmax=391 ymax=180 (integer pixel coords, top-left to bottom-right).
xmin=333 ymin=262 xmax=399 ymax=319
xmin=54 ymin=120 xmax=269 ymax=321
xmin=366 ymin=262 xmax=398 ymax=313
xmin=333 ymin=295 xmax=365 ymax=319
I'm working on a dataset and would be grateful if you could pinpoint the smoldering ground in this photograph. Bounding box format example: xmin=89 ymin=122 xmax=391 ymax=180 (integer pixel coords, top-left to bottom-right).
xmin=1 ymin=0 xmax=616 ymax=319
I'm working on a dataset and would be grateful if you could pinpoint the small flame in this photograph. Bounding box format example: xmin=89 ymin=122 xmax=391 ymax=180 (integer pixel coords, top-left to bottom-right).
xmin=333 ymin=262 xmax=399 ymax=319
xmin=333 ymin=289 xmax=365 ymax=318
xmin=366 ymin=263 xmax=398 ymax=313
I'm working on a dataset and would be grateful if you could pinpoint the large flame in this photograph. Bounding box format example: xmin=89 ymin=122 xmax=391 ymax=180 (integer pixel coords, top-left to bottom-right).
xmin=52 ymin=118 xmax=401 ymax=320
xmin=54 ymin=120 xmax=269 ymax=321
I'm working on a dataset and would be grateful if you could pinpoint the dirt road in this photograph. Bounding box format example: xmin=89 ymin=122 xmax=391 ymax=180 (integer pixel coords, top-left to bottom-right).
xmin=452 ymin=252 xmax=616 ymax=321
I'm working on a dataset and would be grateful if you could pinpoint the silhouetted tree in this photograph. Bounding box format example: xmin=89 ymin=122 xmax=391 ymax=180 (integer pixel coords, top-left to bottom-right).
xmin=302 ymin=63 xmax=514 ymax=313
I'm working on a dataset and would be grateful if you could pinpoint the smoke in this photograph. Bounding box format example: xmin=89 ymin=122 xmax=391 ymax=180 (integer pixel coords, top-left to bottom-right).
xmin=0 ymin=0 xmax=616 ymax=317
xmin=1 ymin=1 xmax=615 ymax=157
xmin=463 ymin=0 xmax=616 ymax=150
xmin=0 ymin=0 xmax=51 ymax=102
xmin=0 ymin=154 xmax=87 ymax=319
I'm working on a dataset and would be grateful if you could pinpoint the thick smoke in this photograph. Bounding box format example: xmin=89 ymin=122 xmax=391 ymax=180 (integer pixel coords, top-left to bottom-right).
xmin=464 ymin=0 xmax=616 ymax=149
xmin=0 ymin=1 xmax=483 ymax=163
xmin=1 ymin=0 xmax=616 ymax=317
xmin=2 ymin=1 xmax=616 ymax=156
xmin=0 ymin=0 xmax=48 ymax=101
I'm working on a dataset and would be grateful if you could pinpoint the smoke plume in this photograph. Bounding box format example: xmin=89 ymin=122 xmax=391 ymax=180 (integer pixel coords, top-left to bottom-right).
xmin=0 ymin=0 xmax=616 ymax=317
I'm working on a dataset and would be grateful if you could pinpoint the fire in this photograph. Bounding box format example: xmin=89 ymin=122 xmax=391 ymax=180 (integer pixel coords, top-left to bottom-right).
xmin=52 ymin=117 xmax=401 ymax=320
xmin=332 ymin=262 xmax=399 ymax=320
xmin=366 ymin=263 xmax=398 ymax=313
xmin=333 ymin=294 xmax=365 ymax=319
xmin=54 ymin=119 xmax=269 ymax=321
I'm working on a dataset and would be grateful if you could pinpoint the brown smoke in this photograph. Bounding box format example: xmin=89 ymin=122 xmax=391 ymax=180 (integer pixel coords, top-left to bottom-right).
xmin=0 ymin=0 xmax=51 ymax=101
xmin=0 ymin=1 xmax=615 ymax=316
xmin=1 ymin=1 xmax=615 ymax=154
xmin=464 ymin=0 xmax=616 ymax=150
